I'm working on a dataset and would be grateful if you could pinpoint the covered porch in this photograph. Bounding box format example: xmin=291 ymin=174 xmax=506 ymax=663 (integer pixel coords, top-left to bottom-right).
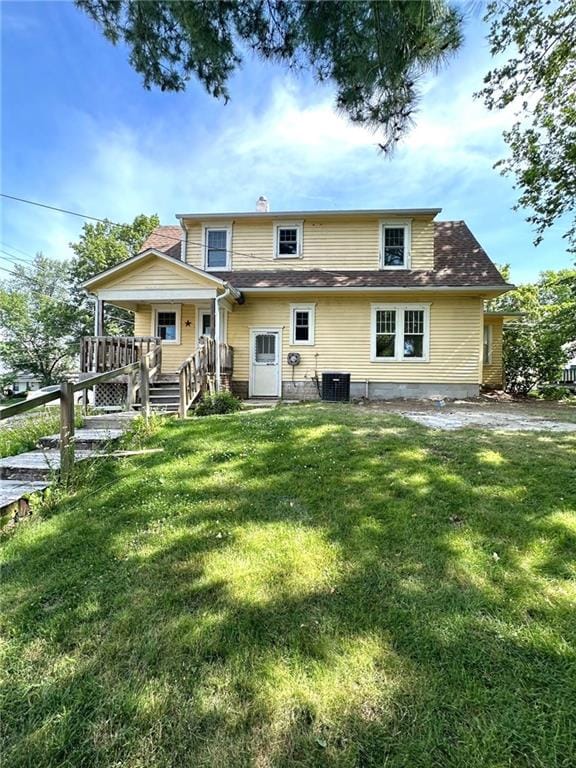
xmin=80 ymin=249 xmax=241 ymax=412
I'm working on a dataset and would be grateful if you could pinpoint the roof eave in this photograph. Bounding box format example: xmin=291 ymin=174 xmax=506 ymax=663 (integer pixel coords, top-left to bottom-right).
xmin=176 ymin=208 xmax=442 ymax=221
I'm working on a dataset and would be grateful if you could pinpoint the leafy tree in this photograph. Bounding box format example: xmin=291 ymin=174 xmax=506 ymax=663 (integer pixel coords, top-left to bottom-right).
xmin=75 ymin=0 xmax=463 ymax=150
xmin=0 ymin=255 xmax=85 ymax=386
xmin=503 ymin=321 xmax=565 ymax=397
xmin=480 ymin=0 xmax=576 ymax=252
xmin=70 ymin=213 xmax=160 ymax=335
xmin=490 ymin=267 xmax=576 ymax=395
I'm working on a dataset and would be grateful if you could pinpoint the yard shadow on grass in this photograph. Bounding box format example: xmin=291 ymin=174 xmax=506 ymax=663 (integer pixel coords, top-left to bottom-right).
xmin=1 ymin=404 xmax=575 ymax=767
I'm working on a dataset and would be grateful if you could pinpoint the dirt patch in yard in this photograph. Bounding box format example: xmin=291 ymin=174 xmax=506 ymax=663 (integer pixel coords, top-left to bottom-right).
xmin=356 ymin=398 xmax=576 ymax=432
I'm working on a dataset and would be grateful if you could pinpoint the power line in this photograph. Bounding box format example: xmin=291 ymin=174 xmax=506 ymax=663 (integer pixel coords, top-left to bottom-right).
xmin=0 ymin=249 xmax=35 ymax=266
xmin=0 ymin=192 xmax=277 ymax=265
xmin=0 ymin=241 xmax=37 ymax=260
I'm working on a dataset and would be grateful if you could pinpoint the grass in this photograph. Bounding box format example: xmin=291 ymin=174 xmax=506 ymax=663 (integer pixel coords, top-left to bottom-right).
xmin=0 ymin=409 xmax=61 ymax=458
xmin=1 ymin=403 xmax=575 ymax=767
xmin=0 ymin=408 xmax=86 ymax=458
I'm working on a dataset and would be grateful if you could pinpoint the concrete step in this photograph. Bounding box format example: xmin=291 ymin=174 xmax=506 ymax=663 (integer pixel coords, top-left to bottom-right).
xmin=0 ymin=449 xmax=100 ymax=481
xmin=1 ymin=480 xmax=50 ymax=516
xmin=242 ymin=399 xmax=280 ymax=410
xmin=39 ymin=428 xmax=124 ymax=450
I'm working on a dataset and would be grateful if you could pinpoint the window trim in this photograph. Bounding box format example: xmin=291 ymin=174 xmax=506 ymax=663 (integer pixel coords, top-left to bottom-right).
xmin=203 ymin=224 xmax=232 ymax=270
xmin=371 ymin=303 xmax=430 ymax=362
xmin=380 ymin=219 xmax=412 ymax=270
xmin=290 ymin=303 xmax=316 ymax=346
xmin=483 ymin=324 xmax=492 ymax=365
xmin=151 ymin=304 xmax=181 ymax=345
xmin=274 ymin=221 xmax=303 ymax=259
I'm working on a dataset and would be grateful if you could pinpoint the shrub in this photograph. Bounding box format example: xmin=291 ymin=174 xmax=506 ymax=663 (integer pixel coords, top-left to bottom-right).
xmin=194 ymin=391 xmax=242 ymax=417
xmin=538 ymin=385 xmax=572 ymax=401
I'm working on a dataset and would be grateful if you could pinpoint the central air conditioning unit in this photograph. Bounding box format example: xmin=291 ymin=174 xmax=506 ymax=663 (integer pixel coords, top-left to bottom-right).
xmin=321 ymin=372 xmax=351 ymax=402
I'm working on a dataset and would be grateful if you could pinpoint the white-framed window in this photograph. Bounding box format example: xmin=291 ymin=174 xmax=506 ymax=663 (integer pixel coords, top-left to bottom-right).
xmin=204 ymin=225 xmax=231 ymax=270
xmin=380 ymin=220 xmax=411 ymax=269
xmin=274 ymin=221 xmax=303 ymax=258
xmin=371 ymin=303 xmax=430 ymax=362
xmin=290 ymin=303 xmax=315 ymax=345
xmin=483 ymin=324 xmax=492 ymax=365
xmin=152 ymin=304 xmax=181 ymax=344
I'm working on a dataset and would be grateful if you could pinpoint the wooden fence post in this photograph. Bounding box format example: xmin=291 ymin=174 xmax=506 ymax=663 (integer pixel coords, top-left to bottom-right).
xmin=126 ymin=370 xmax=135 ymax=411
xmin=140 ymin=355 xmax=150 ymax=420
xmin=60 ymin=381 xmax=75 ymax=485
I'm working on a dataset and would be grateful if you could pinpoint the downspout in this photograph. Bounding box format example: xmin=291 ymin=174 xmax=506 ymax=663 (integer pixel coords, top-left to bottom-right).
xmin=214 ymin=287 xmax=231 ymax=392
xmin=179 ymin=219 xmax=188 ymax=262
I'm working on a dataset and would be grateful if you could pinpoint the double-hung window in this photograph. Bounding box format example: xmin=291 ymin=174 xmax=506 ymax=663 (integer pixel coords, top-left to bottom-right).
xmin=380 ymin=220 xmax=411 ymax=269
xmin=372 ymin=304 xmax=429 ymax=361
xmin=290 ymin=304 xmax=315 ymax=345
xmin=204 ymin=226 xmax=230 ymax=269
xmin=153 ymin=305 xmax=181 ymax=344
xmin=274 ymin=222 xmax=303 ymax=258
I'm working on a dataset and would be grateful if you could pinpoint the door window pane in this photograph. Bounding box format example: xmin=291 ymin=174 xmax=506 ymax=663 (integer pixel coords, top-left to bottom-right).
xmin=201 ymin=312 xmax=212 ymax=337
xmin=255 ymin=334 xmax=276 ymax=362
xmin=206 ymin=229 xmax=228 ymax=268
xmin=157 ymin=311 xmax=177 ymax=341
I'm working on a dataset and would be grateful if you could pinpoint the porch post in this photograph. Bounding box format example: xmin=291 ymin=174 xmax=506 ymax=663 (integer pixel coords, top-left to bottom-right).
xmin=94 ymin=298 xmax=104 ymax=336
xmin=209 ymin=299 xmax=216 ymax=340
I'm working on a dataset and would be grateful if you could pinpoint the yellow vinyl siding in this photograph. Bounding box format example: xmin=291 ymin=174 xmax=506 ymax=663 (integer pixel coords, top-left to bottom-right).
xmin=482 ymin=317 xmax=504 ymax=388
xmin=92 ymin=255 xmax=219 ymax=291
xmin=185 ymin=216 xmax=435 ymax=271
xmin=228 ymin=293 xmax=483 ymax=384
xmin=134 ymin=303 xmax=199 ymax=372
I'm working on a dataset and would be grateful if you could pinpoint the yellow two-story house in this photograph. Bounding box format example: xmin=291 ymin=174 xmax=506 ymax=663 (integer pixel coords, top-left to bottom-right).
xmin=82 ymin=202 xmax=512 ymax=408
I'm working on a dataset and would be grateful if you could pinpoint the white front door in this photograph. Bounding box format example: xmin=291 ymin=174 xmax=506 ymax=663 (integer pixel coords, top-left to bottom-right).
xmin=251 ymin=330 xmax=281 ymax=397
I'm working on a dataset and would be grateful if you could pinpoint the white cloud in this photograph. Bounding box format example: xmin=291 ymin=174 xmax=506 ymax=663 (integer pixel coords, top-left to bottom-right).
xmin=0 ymin=41 xmax=546 ymax=281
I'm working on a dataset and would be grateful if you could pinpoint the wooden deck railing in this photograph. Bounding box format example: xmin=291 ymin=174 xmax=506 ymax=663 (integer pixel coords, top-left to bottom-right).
xmin=562 ymin=367 xmax=576 ymax=384
xmin=178 ymin=336 xmax=234 ymax=417
xmin=0 ymin=350 xmax=159 ymax=484
xmin=81 ymin=336 xmax=161 ymax=373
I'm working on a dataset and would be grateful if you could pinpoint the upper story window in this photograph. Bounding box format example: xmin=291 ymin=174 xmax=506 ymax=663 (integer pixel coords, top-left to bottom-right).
xmin=290 ymin=304 xmax=315 ymax=345
xmin=204 ymin=226 xmax=231 ymax=269
xmin=274 ymin=221 xmax=303 ymax=258
xmin=371 ymin=303 xmax=429 ymax=362
xmin=380 ymin=220 xmax=411 ymax=269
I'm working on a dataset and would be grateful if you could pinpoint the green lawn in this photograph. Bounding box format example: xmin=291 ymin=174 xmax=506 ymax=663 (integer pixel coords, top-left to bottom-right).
xmin=1 ymin=404 xmax=575 ymax=767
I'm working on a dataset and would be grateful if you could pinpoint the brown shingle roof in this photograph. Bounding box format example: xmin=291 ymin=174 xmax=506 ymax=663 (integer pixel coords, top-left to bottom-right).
xmin=140 ymin=220 xmax=511 ymax=290
xmin=140 ymin=226 xmax=182 ymax=259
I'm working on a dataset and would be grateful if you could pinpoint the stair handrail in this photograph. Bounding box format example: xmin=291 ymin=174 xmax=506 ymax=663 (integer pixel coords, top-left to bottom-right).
xmin=177 ymin=336 xmax=213 ymax=418
xmin=0 ymin=349 xmax=159 ymax=483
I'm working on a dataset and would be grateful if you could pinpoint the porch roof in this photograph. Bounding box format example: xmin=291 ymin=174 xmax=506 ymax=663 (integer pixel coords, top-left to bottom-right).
xmin=81 ymin=248 xmax=228 ymax=292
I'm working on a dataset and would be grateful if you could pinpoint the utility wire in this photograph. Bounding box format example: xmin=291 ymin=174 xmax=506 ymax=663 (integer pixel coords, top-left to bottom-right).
xmin=1 ymin=192 xmax=284 ymax=265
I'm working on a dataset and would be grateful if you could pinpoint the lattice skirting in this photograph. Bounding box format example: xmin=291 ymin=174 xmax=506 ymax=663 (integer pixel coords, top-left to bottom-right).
xmin=94 ymin=383 xmax=127 ymax=408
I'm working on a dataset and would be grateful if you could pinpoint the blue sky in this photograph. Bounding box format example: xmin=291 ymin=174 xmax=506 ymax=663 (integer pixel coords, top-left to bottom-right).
xmin=1 ymin=1 xmax=572 ymax=283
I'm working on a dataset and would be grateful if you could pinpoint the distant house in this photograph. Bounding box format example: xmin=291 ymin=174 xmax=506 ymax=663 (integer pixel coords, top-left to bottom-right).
xmin=562 ymin=343 xmax=576 ymax=389
xmin=80 ymin=203 xmax=514 ymax=409
xmin=0 ymin=371 xmax=42 ymax=396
